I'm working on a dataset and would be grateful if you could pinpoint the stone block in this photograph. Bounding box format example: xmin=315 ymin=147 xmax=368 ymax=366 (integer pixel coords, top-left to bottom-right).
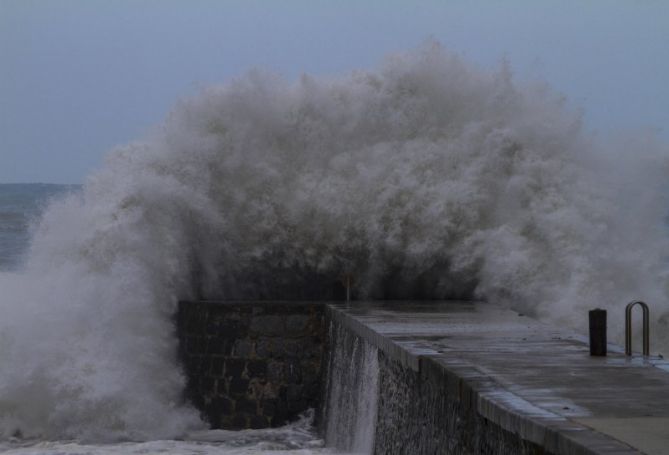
xmin=261 ymin=399 xmax=278 ymax=416
xmin=271 ymin=406 xmax=291 ymax=426
xmin=285 ymin=358 xmax=302 ymax=383
xmin=186 ymin=336 xmax=204 ymax=354
xmin=250 ymin=315 xmax=284 ymax=336
xmin=232 ymin=339 xmax=255 ymax=358
xmin=247 ymin=378 xmax=265 ymax=400
xmin=201 ymin=376 xmax=216 ymax=394
xmin=226 ymin=312 xmax=244 ymax=322
xmin=225 ymin=359 xmax=246 ymax=378
xmin=185 ymin=355 xmax=204 ymax=374
xmin=207 ymin=397 xmax=233 ymax=416
xmin=255 ymin=338 xmax=275 ymax=357
xmin=236 ymin=397 xmax=258 ymax=414
xmin=222 ymin=321 xmax=246 ymax=338
xmin=229 ymin=377 xmax=249 ymax=395
xmin=210 ymin=357 xmax=224 ymax=376
xmin=305 ymin=341 xmax=324 ymax=358
xmin=288 ymin=398 xmax=307 ymax=413
xmin=262 ymin=381 xmax=280 ymax=400
xmin=286 ymin=384 xmax=303 ymax=402
xmin=246 ymin=359 xmax=267 ymax=378
xmin=280 ymin=340 xmax=302 ymax=357
xmin=301 ymin=361 xmax=321 ymax=384
xmin=303 ymin=381 xmax=321 ymax=402
xmin=285 ymin=314 xmax=310 ymax=334
xmin=249 ymin=415 xmax=270 ymax=429
xmin=219 ymin=415 xmax=233 ymax=428
xmin=267 ymin=361 xmax=285 ymax=383
xmin=230 ymin=415 xmax=247 ymax=430
xmin=207 ymin=337 xmax=230 ymax=355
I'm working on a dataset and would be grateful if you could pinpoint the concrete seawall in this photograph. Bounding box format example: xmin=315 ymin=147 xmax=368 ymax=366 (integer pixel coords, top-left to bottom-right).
xmin=327 ymin=301 xmax=669 ymax=455
xmin=178 ymin=300 xmax=669 ymax=454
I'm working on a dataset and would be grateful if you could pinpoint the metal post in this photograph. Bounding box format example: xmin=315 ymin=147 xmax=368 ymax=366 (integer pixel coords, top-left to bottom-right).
xmin=589 ymin=309 xmax=607 ymax=356
xmin=625 ymin=301 xmax=650 ymax=356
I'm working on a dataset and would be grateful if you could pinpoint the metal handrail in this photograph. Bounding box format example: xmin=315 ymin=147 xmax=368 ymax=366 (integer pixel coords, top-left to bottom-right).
xmin=625 ymin=301 xmax=650 ymax=356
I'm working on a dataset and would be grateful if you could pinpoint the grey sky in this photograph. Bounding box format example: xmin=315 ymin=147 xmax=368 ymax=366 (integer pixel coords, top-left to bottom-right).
xmin=1 ymin=0 xmax=668 ymax=183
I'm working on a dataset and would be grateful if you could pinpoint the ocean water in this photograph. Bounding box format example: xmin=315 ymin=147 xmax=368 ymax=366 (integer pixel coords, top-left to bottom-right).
xmin=1 ymin=43 xmax=668 ymax=451
xmin=0 ymin=412 xmax=343 ymax=455
xmin=0 ymin=184 xmax=79 ymax=271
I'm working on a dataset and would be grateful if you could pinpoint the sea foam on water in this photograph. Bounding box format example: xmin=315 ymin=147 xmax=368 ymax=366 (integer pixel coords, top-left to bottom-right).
xmin=0 ymin=43 xmax=668 ymax=441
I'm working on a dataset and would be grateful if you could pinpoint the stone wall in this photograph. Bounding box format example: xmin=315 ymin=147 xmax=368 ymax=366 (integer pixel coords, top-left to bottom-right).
xmin=321 ymin=306 xmax=553 ymax=455
xmin=373 ymin=352 xmax=549 ymax=455
xmin=176 ymin=301 xmax=326 ymax=429
xmin=177 ymin=301 xmax=552 ymax=452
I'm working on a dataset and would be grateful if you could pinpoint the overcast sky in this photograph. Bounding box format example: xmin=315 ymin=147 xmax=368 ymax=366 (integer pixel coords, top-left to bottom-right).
xmin=1 ymin=0 xmax=668 ymax=183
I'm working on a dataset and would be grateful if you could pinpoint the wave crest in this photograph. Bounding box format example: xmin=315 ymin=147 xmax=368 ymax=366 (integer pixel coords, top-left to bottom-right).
xmin=1 ymin=43 xmax=668 ymax=440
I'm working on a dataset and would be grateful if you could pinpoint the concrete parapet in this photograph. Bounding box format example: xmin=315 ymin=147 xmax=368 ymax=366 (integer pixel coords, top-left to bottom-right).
xmin=326 ymin=301 xmax=669 ymax=454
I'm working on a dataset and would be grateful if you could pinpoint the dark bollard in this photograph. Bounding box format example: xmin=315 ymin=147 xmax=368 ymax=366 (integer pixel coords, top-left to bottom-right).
xmin=589 ymin=309 xmax=607 ymax=356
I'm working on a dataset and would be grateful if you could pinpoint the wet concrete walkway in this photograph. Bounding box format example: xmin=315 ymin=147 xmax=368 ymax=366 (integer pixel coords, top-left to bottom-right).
xmin=327 ymin=301 xmax=669 ymax=455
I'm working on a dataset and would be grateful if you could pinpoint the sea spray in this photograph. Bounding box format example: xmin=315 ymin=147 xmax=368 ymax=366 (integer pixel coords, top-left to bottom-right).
xmin=1 ymin=42 xmax=668 ymax=441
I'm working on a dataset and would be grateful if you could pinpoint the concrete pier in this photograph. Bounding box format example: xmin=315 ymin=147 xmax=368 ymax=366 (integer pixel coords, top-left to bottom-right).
xmin=328 ymin=301 xmax=669 ymax=455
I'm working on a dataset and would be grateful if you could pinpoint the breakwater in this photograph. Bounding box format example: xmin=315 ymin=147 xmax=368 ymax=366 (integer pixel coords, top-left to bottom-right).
xmin=178 ymin=301 xmax=669 ymax=454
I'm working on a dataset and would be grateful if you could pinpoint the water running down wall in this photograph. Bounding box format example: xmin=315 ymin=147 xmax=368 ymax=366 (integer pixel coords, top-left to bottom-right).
xmin=321 ymin=316 xmax=379 ymax=453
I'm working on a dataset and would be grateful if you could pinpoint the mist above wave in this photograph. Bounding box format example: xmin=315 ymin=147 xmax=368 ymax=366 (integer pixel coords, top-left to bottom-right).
xmin=1 ymin=42 xmax=668 ymax=441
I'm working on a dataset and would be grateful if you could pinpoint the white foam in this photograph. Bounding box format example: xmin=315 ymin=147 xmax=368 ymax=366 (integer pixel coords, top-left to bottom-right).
xmin=1 ymin=42 xmax=668 ymax=441
xmin=0 ymin=415 xmax=335 ymax=454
